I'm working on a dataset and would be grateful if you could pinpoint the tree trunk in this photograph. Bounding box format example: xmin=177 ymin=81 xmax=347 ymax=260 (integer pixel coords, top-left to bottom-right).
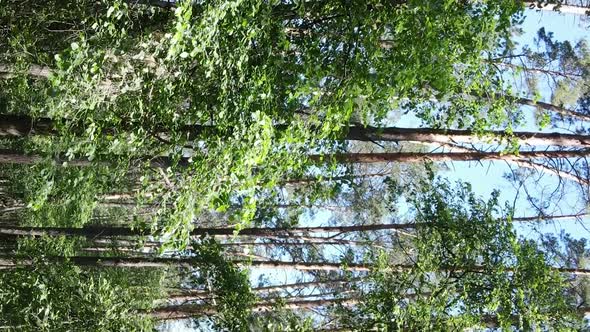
xmin=0 ymin=149 xmax=587 ymax=168
xmin=515 ymin=96 xmax=590 ymax=122
xmin=0 ymin=255 xmax=372 ymax=271
xmin=151 ymin=298 xmax=359 ymax=320
xmin=346 ymin=126 xmax=590 ymax=147
xmin=136 ymin=0 xmax=589 ymax=15
xmin=312 ymin=150 xmax=590 ymax=164
xmin=86 ymin=237 xmax=366 ymax=253
xmin=0 ymin=64 xmax=51 ymax=79
xmin=0 ymin=149 xmax=182 ymax=168
xmin=0 ymin=114 xmax=53 ymax=137
xmin=0 ymin=222 xmax=420 ymax=238
xmin=153 ymin=296 xmax=590 ymax=321
xmin=512 ymin=212 xmax=590 ymax=222
xmin=425 ymin=143 xmax=590 ymax=186
xmin=4 ymin=113 xmax=590 ymax=147
xmin=2 ymin=255 xmax=590 ymax=276
xmin=164 ymin=278 xmax=353 ymax=303
xmin=494 ymin=62 xmax=583 ymax=80
xmin=1 ymin=211 xmax=586 ymax=239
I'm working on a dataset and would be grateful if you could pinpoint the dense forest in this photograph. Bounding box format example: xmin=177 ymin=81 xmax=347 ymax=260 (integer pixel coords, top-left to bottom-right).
xmin=1 ymin=0 xmax=590 ymax=331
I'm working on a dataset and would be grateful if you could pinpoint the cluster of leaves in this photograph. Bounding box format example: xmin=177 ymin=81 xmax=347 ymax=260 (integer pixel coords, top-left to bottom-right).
xmin=0 ymin=228 xmax=169 ymax=331
xmin=0 ymin=260 xmax=155 ymax=331
xmin=5 ymin=1 xmax=585 ymax=330
xmin=0 ymin=0 xmax=529 ymax=247
xmin=189 ymin=238 xmax=318 ymax=331
xmin=0 ymin=162 xmax=130 ymax=227
xmin=337 ymin=176 xmax=583 ymax=330
xmin=249 ymin=309 xmax=314 ymax=332
xmin=190 ymin=238 xmax=256 ymax=331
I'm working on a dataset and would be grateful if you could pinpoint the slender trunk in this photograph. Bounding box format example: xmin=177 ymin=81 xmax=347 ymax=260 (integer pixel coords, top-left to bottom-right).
xmin=0 ymin=255 xmax=373 ymax=270
xmin=2 ymin=255 xmax=590 ymax=276
xmin=0 ymin=222 xmax=419 ymax=238
xmin=2 ymin=211 xmax=586 ymax=239
xmin=3 ymin=113 xmax=590 ymax=147
xmin=274 ymin=203 xmax=351 ymax=211
xmin=85 ymin=239 xmax=365 ymax=255
xmin=0 ymin=64 xmax=51 ymax=79
xmin=102 ymin=193 xmax=137 ymax=201
xmin=0 ymin=206 xmax=26 ymax=213
xmin=312 ymin=150 xmax=590 ymax=164
xmin=218 ymin=240 xmax=350 ymax=246
xmin=165 ymin=278 xmax=352 ymax=302
xmin=513 ymin=158 xmax=590 ymax=185
xmin=287 ymin=155 xmax=589 ymax=186
xmin=0 ymin=149 xmax=182 ymax=168
xmin=494 ymin=62 xmax=583 ymax=79
xmin=0 ymin=114 xmax=54 ymax=137
xmin=512 ymin=212 xmax=590 ymax=222
xmin=153 ymin=296 xmax=590 ymax=321
xmin=464 ymin=144 xmax=586 ymax=185
xmin=80 ymin=247 xmax=154 ymax=256
xmin=125 ymin=0 xmax=176 ymax=8
xmin=151 ymin=298 xmax=359 ymax=320
xmin=515 ymin=96 xmax=590 ymax=122
xmin=346 ymin=126 xmax=590 ymax=147
xmin=0 ymin=149 xmax=587 ymax=168
xmin=90 ymin=236 xmax=395 ymax=253
xmin=0 ymin=149 xmax=47 ymax=165
xmin=426 ymin=142 xmax=590 ymax=186
xmin=1 ymin=147 xmax=587 ymax=187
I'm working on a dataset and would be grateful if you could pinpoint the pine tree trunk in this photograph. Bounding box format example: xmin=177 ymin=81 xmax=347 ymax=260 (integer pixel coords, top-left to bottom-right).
xmin=347 ymin=126 xmax=590 ymax=147
xmin=164 ymin=279 xmax=352 ymax=303
xmin=151 ymin=298 xmax=359 ymax=320
xmin=2 ymin=255 xmax=590 ymax=276
xmin=0 ymin=255 xmax=372 ymax=271
xmin=515 ymin=96 xmax=590 ymax=122
xmin=311 ymin=150 xmax=590 ymax=164
xmin=0 ymin=213 xmax=586 ymax=239
xmin=3 ymin=113 xmax=590 ymax=147
xmin=0 ymin=149 xmax=587 ymax=168
xmin=0 ymin=222 xmax=420 ymax=238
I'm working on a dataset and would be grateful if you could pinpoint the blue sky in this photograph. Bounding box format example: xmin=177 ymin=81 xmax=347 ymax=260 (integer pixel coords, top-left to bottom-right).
xmin=452 ymin=8 xmax=590 ymax=239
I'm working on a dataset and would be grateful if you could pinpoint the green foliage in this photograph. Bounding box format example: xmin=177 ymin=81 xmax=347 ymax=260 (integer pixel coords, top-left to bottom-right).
xmin=338 ymin=177 xmax=582 ymax=330
xmin=513 ymin=27 xmax=590 ymax=126
xmin=413 ymin=177 xmax=579 ymax=330
xmin=0 ymin=261 xmax=155 ymax=331
xmin=16 ymin=235 xmax=84 ymax=257
xmin=250 ymin=309 xmax=314 ymax=332
xmin=0 ymin=162 xmax=128 ymax=227
xmin=4 ymin=1 xmax=582 ymax=330
xmin=190 ymin=238 xmax=256 ymax=331
xmin=0 ymin=0 xmax=527 ymax=246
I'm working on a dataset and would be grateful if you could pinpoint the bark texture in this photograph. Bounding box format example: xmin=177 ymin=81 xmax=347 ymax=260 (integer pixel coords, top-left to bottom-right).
xmin=3 ymin=113 xmax=590 ymax=147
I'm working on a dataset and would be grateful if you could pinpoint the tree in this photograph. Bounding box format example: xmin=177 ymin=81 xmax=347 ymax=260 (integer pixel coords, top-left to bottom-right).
xmin=0 ymin=176 xmax=588 ymax=330
xmin=331 ymin=177 xmax=585 ymax=330
xmin=0 ymin=260 xmax=159 ymax=331
xmin=2 ymin=1 xmax=590 ymax=331
xmin=0 ymin=0 xmax=524 ymax=241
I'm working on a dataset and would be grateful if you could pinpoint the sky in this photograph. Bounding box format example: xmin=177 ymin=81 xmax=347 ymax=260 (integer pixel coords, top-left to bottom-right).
xmin=158 ymin=8 xmax=590 ymax=332
xmin=452 ymin=8 xmax=590 ymax=238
